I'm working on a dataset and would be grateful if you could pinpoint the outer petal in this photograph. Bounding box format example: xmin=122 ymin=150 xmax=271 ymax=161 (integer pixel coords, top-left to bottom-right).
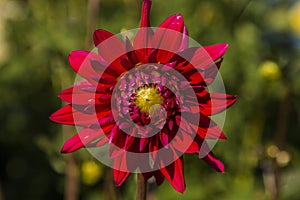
xmin=50 ymin=104 xmax=95 ymax=126
xmin=182 ymin=114 xmax=227 ymax=140
xmin=59 ymin=87 xmax=111 ymax=105
xmin=133 ymin=0 xmax=153 ymax=62
xmin=160 ymin=156 xmax=186 ymax=193
xmin=142 ymin=170 xmax=165 ymax=186
xmin=178 ymin=26 xmax=189 ymax=51
xmin=140 ymin=0 xmax=152 ymax=28
xmin=190 ymin=43 xmax=228 ymax=70
xmin=173 ymin=44 xmax=228 ymax=86
xmin=68 ymin=50 xmax=102 ymax=85
xmin=198 ymin=92 xmax=237 ymax=116
xmin=93 ymin=29 xmax=126 ymax=73
xmin=154 ymin=14 xmax=185 ymax=63
xmin=113 ymin=153 xmax=131 ymax=186
xmin=50 ymin=104 xmax=112 ymax=126
xmin=202 ymin=152 xmax=225 ymax=173
xmin=61 ymin=127 xmax=107 ymax=153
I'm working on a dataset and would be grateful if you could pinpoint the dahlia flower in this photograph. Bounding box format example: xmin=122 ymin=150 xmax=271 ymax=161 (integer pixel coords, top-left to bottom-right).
xmin=50 ymin=0 xmax=236 ymax=193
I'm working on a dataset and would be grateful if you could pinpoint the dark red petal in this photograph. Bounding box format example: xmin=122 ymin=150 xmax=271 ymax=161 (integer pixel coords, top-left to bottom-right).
xmin=197 ymin=116 xmax=227 ymax=140
xmin=50 ymin=104 xmax=93 ymax=126
xmin=58 ymin=81 xmax=110 ymax=103
xmin=134 ymin=0 xmax=155 ymax=63
xmin=202 ymin=152 xmax=224 ymax=173
xmin=202 ymin=58 xmax=223 ymax=85
xmin=93 ymin=30 xmax=126 ymax=72
xmin=59 ymin=87 xmax=110 ymax=105
xmin=50 ymin=104 xmax=112 ymax=126
xmin=173 ymin=128 xmax=195 ymax=153
xmin=154 ymin=14 xmax=185 ymax=63
xmin=160 ymin=157 xmax=186 ymax=193
xmin=182 ymin=114 xmax=227 ymax=140
xmin=68 ymin=51 xmax=102 ymax=84
xmin=61 ymin=128 xmax=105 ymax=153
xmin=124 ymin=38 xmax=139 ymax=67
xmin=160 ymin=127 xmax=169 ymax=147
xmin=113 ymin=153 xmax=131 ymax=186
xmin=140 ymin=0 xmax=152 ymax=28
xmin=190 ymin=43 xmax=228 ymax=70
xmin=134 ymin=36 xmax=153 ymax=63
xmin=113 ymin=169 xmax=130 ymax=187
xmin=178 ymin=26 xmax=189 ymax=51
xmin=198 ymin=92 xmax=237 ymax=116
xmin=139 ymin=137 xmax=149 ymax=152
xmin=153 ymin=170 xmax=165 ymax=186
xmin=149 ymin=136 xmax=159 ymax=164
xmin=204 ymin=43 xmax=228 ymax=61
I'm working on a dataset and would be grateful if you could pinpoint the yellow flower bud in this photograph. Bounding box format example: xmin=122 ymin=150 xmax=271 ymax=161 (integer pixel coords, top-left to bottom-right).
xmin=259 ymin=61 xmax=281 ymax=81
xmin=289 ymin=2 xmax=300 ymax=36
xmin=81 ymin=160 xmax=102 ymax=185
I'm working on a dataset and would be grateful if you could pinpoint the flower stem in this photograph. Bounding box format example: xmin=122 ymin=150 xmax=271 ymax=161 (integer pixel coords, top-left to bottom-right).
xmin=136 ymin=173 xmax=147 ymax=200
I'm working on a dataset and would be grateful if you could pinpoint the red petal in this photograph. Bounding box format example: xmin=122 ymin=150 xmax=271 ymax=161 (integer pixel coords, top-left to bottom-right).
xmin=202 ymin=152 xmax=224 ymax=173
xmin=160 ymin=127 xmax=169 ymax=147
xmin=178 ymin=26 xmax=189 ymax=51
xmin=197 ymin=115 xmax=227 ymax=140
xmin=93 ymin=29 xmax=126 ymax=73
xmin=202 ymin=58 xmax=223 ymax=85
xmin=140 ymin=0 xmax=152 ymax=28
xmin=190 ymin=43 xmax=228 ymax=70
xmin=153 ymin=170 xmax=165 ymax=186
xmin=59 ymin=87 xmax=111 ymax=105
xmin=198 ymin=92 xmax=237 ymax=116
xmin=61 ymin=128 xmax=105 ymax=153
xmin=113 ymin=169 xmax=130 ymax=187
xmin=113 ymin=153 xmax=130 ymax=186
xmin=124 ymin=38 xmax=139 ymax=67
xmin=154 ymin=14 xmax=185 ymax=63
xmin=160 ymin=157 xmax=186 ymax=193
xmin=50 ymin=104 xmax=93 ymax=126
xmin=68 ymin=51 xmax=102 ymax=84
xmin=204 ymin=43 xmax=228 ymax=61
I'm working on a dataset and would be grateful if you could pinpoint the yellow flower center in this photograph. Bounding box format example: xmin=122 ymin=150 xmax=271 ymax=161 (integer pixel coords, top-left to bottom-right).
xmin=134 ymin=85 xmax=163 ymax=113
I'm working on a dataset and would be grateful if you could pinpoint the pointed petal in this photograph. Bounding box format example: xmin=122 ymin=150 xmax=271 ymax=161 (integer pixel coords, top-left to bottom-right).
xmin=160 ymin=157 xmax=186 ymax=193
xmin=50 ymin=104 xmax=92 ymax=126
xmin=154 ymin=14 xmax=185 ymax=63
xmin=154 ymin=170 xmax=165 ymax=186
xmin=93 ymin=29 xmax=126 ymax=73
xmin=190 ymin=43 xmax=228 ymax=70
xmin=178 ymin=26 xmax=189 ymax=51
xmin=202 ymin=152 xmax=225 ymax=173
xmin=113 ymin=152 xmax=131 ymax=186
xmin=114 ymin=169 xmax=130 ymax=187
xmin=198 ymin=92 xmax=237 ymax=116
xmin=140 ymin=0 xmax=152 ymax=28
xmin=61 ymin=128 xmax=106 ymax=153
xmin=68 ymin=51 xmax=102 ymax=84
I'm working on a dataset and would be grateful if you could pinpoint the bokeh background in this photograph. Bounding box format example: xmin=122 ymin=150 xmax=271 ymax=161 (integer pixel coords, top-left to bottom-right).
xmin=1 ymin=0 xmax=300 ymax=199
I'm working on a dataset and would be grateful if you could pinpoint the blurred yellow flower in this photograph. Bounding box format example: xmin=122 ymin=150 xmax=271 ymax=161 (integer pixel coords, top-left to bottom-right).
xmin=81 ymin=160 xmax=103 ymax=185
xmin=289 ymin=2 xmax=300 ymax=36
xmin=266 ymin=145 xmax=279 ymax=158
xmin=259 ymin=61 xmax=281 ymax=81
xmin=276 ymin=151 xmax=290 ymax=167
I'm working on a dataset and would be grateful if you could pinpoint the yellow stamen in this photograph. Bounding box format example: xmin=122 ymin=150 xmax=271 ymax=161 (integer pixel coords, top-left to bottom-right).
xmin=134 ymin=85 xmax=163 ymax=113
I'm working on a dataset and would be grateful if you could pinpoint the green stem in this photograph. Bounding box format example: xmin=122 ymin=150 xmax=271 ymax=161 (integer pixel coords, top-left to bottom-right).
xmin=136 ymin=174 xmax=147 ymax=200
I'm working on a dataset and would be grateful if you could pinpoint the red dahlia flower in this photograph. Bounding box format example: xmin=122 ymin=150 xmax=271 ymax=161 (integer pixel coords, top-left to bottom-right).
xmin=50 ymin=0 xmax=236 ymax=193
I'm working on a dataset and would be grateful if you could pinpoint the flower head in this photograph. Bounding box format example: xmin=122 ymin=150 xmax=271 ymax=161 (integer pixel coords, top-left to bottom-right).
xmin=50 ymin=0 xmax=236 ymax=193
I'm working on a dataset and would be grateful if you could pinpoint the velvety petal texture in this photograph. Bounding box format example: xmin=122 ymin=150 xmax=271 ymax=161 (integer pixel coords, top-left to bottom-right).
xmin=50 ymin=0 xmax=236 ymax=193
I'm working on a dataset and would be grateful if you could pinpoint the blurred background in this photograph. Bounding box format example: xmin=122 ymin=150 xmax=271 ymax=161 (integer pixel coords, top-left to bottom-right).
xmin=0 ymin=0 xmax=300 ymax=199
